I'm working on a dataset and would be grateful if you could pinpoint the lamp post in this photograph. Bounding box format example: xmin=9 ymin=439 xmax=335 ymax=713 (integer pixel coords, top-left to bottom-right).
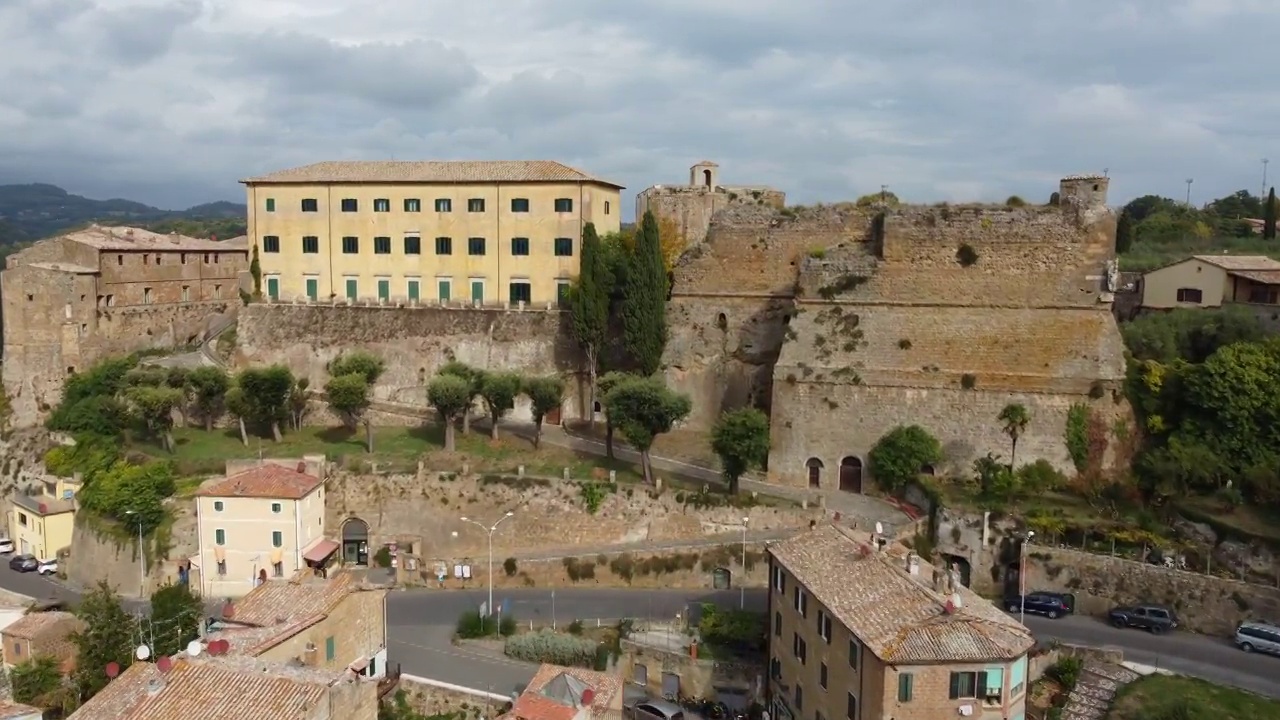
xmin=460 ymin=512 xmax=515 ymax=621
xmin=1263 ymin=159 xmax=1270 ymax=200
xmin=739 ymin=516 xmax=749 ymax=609
xmin=123 ymin=510 xmax=145 ymax=597
xmin=1019 ymin=530 xmax=1036 ymax=626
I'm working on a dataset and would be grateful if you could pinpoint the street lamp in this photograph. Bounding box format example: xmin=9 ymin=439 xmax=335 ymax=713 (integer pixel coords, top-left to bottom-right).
xmin=1019 ymin=531 xmax=1036 ymax=626
xmin=123 ymin=510 xmax=145 ymax=597
xmin=739 ymin=516 xmax=749 ymax=609
xmin=460 ymin=512 xmax=515 ymax=621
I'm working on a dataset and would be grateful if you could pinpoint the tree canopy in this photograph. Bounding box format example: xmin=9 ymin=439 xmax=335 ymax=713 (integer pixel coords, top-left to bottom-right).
xmin=710 ymin=408 xmax=771 ymax=494
xmin=604 ymin=376 xmax=691 ymax=484
xmin=867 ymin=425 xmax=942 ymax=492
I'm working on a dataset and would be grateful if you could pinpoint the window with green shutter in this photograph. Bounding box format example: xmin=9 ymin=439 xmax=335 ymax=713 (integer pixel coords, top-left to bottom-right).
xmin=265 ymin=198 xmax=275 ymax=212
xmin=985 ymin=667 xmax=1004 ymax=698
xmin=897 ymin=673 xmax=913 ymax=702
xmin=345 ymin=278 xmax=357 ymax=300
xmin=377 ymin=279 xmax=390 ymax=300
xmin=325 ymin=636 xmax=335 ymax=661
xmin=305 ymin=277 xmax=318 ymax=300
xmin=214 ymin=529 xmax=225 ymax=545
xmin=407 ymin=280 xmax=420 ymax=301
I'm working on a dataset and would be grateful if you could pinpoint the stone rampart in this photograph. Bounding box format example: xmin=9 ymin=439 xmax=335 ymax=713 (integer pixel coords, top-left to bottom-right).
xmin=235 ymin=303 xmax=585 ymax=422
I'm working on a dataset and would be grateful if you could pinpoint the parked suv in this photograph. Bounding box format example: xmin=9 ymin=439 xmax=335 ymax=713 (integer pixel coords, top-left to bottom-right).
xmin=1004 ymin=592 xmax=1075 ymax=619
xmin=1109 ymin=604 xmax=1178 ymax=634
xmin=7 ymin=554 xmax=36 ymax=573
xmin=1236 ymin=620 xmax=1280 ymax=656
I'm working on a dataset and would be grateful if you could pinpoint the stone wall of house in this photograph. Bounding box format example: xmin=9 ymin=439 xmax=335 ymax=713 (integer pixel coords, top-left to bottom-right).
xmin=619 ymin=637 xmax=762 ymax=701
xmin=396 ymin=677 xmax=512 ymax=717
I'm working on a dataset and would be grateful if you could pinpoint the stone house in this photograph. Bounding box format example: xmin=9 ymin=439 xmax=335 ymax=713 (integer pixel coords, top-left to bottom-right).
xmin=766 ymin=524 xmax=1034 ymax=720
xmin=499 ymin=663 xmax=624 ymax=720
xmin=1 ymin=225 xmax=249 ymax=426
xmin=1 ymin=610 xmax=84 ymax=670
xmin=206 ymin=568 xmax=389 ymax=680
xmin=1140 ymin=254 xmax=1280 ymax=309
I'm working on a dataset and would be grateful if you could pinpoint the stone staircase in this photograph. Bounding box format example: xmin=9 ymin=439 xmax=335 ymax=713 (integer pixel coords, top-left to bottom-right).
xmin=1060 ymin=660 xmax=1141 ymax=720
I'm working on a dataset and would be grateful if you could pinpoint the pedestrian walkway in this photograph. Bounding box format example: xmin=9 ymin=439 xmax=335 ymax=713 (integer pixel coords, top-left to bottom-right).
xmin=1061 ymin=660 xmax=1141 ymax=720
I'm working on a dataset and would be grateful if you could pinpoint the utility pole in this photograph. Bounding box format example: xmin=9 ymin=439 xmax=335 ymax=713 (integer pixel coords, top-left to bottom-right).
xmin=1185 ymin=178 xmax=1194 ymax=207
xmin=1263 ymin=159 xmax=1270 ymax=200
xmin=460 ymin=512 xmax=515 ymax=622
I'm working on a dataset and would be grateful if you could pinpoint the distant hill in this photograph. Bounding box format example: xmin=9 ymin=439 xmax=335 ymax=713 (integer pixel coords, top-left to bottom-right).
xmin=0 ymin=183 xmax=247 ymax=246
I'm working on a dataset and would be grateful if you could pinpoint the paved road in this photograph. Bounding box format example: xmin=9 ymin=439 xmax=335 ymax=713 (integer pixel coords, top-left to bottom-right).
xmin=388 ymin=588 xmax=1280 ymax=700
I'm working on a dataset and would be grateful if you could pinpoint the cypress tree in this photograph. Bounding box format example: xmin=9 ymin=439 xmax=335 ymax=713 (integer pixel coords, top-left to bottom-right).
xmin=1115 ymin=209 xmax=1134 ymax=253
xmin=621 ymin=211 xmax=668 ymax=376
xmin=1265 ymin=187 xmax=1277 ymax=240
xmin=570 ymin=223 xmax=611 ymax=426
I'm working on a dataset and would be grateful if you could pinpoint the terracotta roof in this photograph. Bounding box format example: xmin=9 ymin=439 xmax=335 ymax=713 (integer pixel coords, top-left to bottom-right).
xmin=768 ymin=525 xmax=1033 ymax=664
xmin=59 ymin=225 xmax=248 ymax=252
xmin=3 ymin=611 xmax=80 ymax=640
xmin=196 ymin=464 xmax=323 ymax=500
xmin=65 ymin=654 xmax=355 ymax=720
xmin=0 ymin=700 xmax=41 ymax=719
xmin=241 ymin=160 xmax=624 ymax=188
xmin=206 ymin=614 xmax=327 ymax=656
xmin=1228 ymin=269 xmax=1280 ymax=284
xmin=222 ymin=572 xmax=356 ymax=628
xmin=1190 ymin=254 xmax=1280 ymax=271
xmin=502 ymin=664 xmax=623 ymax=720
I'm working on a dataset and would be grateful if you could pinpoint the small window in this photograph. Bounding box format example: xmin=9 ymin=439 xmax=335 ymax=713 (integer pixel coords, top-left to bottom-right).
xmin=301 ymin=198 xmax=318 ymax=212
xmin=511 ymin=237 xmax=530 ymax=256
xmin=272 ymin=531 xmax=283 ymax=547
xmin=511 ymin=198 xmax=530 ymax=213
xmin=794 ymin=686 xmax=802 ymax=713
xmin=605 ymin=200 xmax=611 ymax=215
xmin=117 ymin=254 xmax=123 ymax=265
xmin=554 ymin=198 xmax=573 ymax=212
xmin=792 ymin=633 xmax=806 ymax=664
xmin=213 ymin=500 xmax=224 ymax=511
xmin=468 ymin=198 xmax=486 ymax=212
xmin=848 ymin=638 xmax=859 ymax=668
xmin=434 ymin=198 xmax=452 ymax=212
xmin=509 ymin=282 xmax=532 ymax=305
xmin=435 ymin=237 xmax=453 ymax=255
xmin=180 ymin=253 xmax=187 ymax=264
xmin=818 ymin=611 xmax=832 ymax=642
xmin=556 ymin=281 xmax=571 ymax=307
xmin=215 ymin=529 xmax=226 ymax=545
xmin=302 ymin=236 xmax=319 ymax=254
xmin=271 ymin=502 xmax=282 ymax=513
xmin=143 ymin=287 xmax=153 ymax=304
xmin=772 ymin=566 xmax=786 ymax=593
xmin=468 ymin=237 xmax=486 ymax=256
xmin=374 ymin=237 xmax=392 ymax=254
xmin=265 ymin=198 xmax=275 ymax=212
xmin=820 ymin=662 xmax=828 ymax=689
xmin=273 ymin=561 xmax=284 ymax=577
xmin=181 ymin=286 xmax=190 ymax=302
xmin=143 ymin=254 xmax=150 ymax=265
xmin=404 ymin=198 xmax=421 ymax=212
xmin=404 ymin=236 xmax=421 ymax=255
xmin=1175 ymin=287 xmax=1203 ymax=303
xmin=774 ymin=611 xmax=781 ymax=637
xmin=949 ymin=671 xmax=980 ymax=699
xmin=373 ymin=198 xmax=390 ymax=212
xmin=325 ymin=636 xmax=336 ymax=661
xmin=554 ymin=237 xmax=573 ymax=257
xmin=341 ymin=198 xmax=358 ymax=212
xmin=216 ymin=560 xmax=227 ymax=576
xmin=898 ymin=673 xmax=913 ymax=702
xmin=846 ymin=693 xmax=857 ymax=719
xmin=262 ymin=236 xmax=280 ymax=253
xmin=342 ymin=237 xmax=359 ymax=254
xmin=794 ymin=587 xmax=808 ymax=617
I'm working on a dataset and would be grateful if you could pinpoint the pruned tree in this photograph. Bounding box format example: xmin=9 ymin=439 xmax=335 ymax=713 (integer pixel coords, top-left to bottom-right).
xmin=124 ymin=384 xmax=185 ymax=452
xmin=523 ymin=375 xmax=565 ymax=449
xmin=569 ymin=223 xmax=611 ymax=428
xmin=427 ymin=374 xmax=471 ymax=451
xmin=479 ymin=372 xmax=522 ymax=440
xmin=440 ymin=361 xmax=485 ymax=434
xmin=288 ymin=376 xmax=311 ymax=430
xmin=997 ymin=403 xmax=1032 ymax=470
xmin=233 ymin=365 xmax=294 ymax=441
xmin=710 ymin=408 xmax=771 ymax=494
xmin=187 ymin=366 xmax=229 ymax=431
xmin=620 ymin=211 xmax=669 ymax=375
xmin=597 ymin=371 xmax=634 ymax=459
xmin=604 ymin=376 xmax=692 ymax=484
xmin=225 ymin=385 xmax=250 ymax=446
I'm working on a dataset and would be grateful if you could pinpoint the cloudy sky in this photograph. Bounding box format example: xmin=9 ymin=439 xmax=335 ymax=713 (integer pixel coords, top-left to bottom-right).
xmin=0 ymin=0 xmax=1274 ymax=217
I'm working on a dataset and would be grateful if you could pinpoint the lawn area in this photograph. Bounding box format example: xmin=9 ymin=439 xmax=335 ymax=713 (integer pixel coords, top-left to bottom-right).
xmin=1119 ymin=237 xmax=1280 ymax=273
xmin=130 ymin=423 xmax=718 ymax=490
xmin=1177 ymin=496 xmax=1280 ymax=546
xmin=1107 ymin=674 xmax=1280 ymax=720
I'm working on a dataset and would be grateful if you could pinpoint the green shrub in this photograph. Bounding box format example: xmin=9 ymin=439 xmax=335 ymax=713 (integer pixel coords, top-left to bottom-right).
xmin=503 ymin=557 xmax=518 ymax=576
xmin=567 ymin=619 xmax=584 ymax=635
xmin=504 ymin=630 xmax=597 ymax=667
xmin=456 ymin=610 xmax=511 ymax=639
xmin=372 ymin=546 xmax=392 ymax=568
xmin=1047 ymin=656 xmax=1083 ymax=690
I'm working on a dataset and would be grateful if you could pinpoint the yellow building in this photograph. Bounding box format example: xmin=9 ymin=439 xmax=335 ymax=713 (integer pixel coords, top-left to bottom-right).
xmin=241 ymin=160 xmax=624 ymax=306
xmin=8 ymin=477 xmax=81 ymax=559
xmin=767 ymin=525 xmax=1034 ymax=720
xmin=1141 ymin=254 xmax=1280 ymax=309
xmin=194 ymin=461 xmax=334 ymax=598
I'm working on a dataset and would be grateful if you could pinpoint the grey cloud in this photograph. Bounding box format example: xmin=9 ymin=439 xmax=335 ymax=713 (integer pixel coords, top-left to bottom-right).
xmin=90 ymin=0 xmax=204 ymax=67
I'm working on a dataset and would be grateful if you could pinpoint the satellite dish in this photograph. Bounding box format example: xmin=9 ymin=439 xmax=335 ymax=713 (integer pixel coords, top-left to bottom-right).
xmin=186 ymin=640 xmax=203 ymax=657
xmin=105 ymin=662 xmax=120 ymax=678
xmin=157 ymin=656 xmax=173 ymax=673
xmin=582 ymin=689 xmax=595 ymax=706
xmin=136 ymin=645 xmax=151 ymax=661
xmin=874 ymin=522 xmax=884 ymax=535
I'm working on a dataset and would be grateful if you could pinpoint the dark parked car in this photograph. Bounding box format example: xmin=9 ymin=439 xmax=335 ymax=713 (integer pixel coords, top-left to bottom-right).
xmin=8 ymin=554 xmax=36 ymax=573
xmin=1004 ymin=592 xmax=1075 ymax=619
xmin=1109 ymin=604 xmax=1178 ymax=634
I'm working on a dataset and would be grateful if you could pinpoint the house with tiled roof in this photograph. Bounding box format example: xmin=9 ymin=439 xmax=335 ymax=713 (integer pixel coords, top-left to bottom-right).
xmin=193 ymin=460 xmax=335 ymax=598
xmin=499 ymin=663 xmax=624 ymax=720
xmin=204 ymin=568 xmax=388 ymax=681
xmin=1141 ymin=254 xmax=1280 ymax=309
xmin=766 ymin=524 xmax=1034 ymax=720
xmin=1 ymin=610 xmax=84 ymax=671
xmin=66 ymin=652 xmax=377 ymax=720
xmin=240 ymin=159 xmax=623 ymax=308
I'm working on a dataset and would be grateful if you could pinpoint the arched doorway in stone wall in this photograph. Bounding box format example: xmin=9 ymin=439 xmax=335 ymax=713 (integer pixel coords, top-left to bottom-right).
xmin=920 ymin=464 xmax=936 ymax=476
xmin=341 ymin=517 xmax=370 ymax=566
xmin=805 ymin=458 xmax=824 ymax=488
xmin=839 ymin=457 xmax=863 ymax=493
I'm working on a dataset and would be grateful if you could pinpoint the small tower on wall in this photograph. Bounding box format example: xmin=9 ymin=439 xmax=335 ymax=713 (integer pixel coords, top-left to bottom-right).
xmin=690 ymin=161 xmax=720 ymax=190
xmin=1058 ymin=174 xmax=1109 ymax=210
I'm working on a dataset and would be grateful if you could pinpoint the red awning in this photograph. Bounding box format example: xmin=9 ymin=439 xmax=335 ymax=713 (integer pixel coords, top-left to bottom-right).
xmin=302 ymin=539 xmax=340 ymax=564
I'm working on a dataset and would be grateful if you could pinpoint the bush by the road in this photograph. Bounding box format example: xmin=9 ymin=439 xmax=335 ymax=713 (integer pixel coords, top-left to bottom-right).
xmin=455 ymin=610 xmax=515 ymax=639
xmin=504 ymin=629 xmax=597 ymax=667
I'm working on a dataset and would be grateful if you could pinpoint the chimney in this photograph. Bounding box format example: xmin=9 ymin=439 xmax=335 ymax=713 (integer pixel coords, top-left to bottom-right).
xmin=906 ymin=552 xmax=919 ymax=576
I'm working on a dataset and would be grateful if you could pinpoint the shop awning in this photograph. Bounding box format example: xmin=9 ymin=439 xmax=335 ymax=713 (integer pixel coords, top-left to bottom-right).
xmin=302 ymin=539 xmax=340 ymax=564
